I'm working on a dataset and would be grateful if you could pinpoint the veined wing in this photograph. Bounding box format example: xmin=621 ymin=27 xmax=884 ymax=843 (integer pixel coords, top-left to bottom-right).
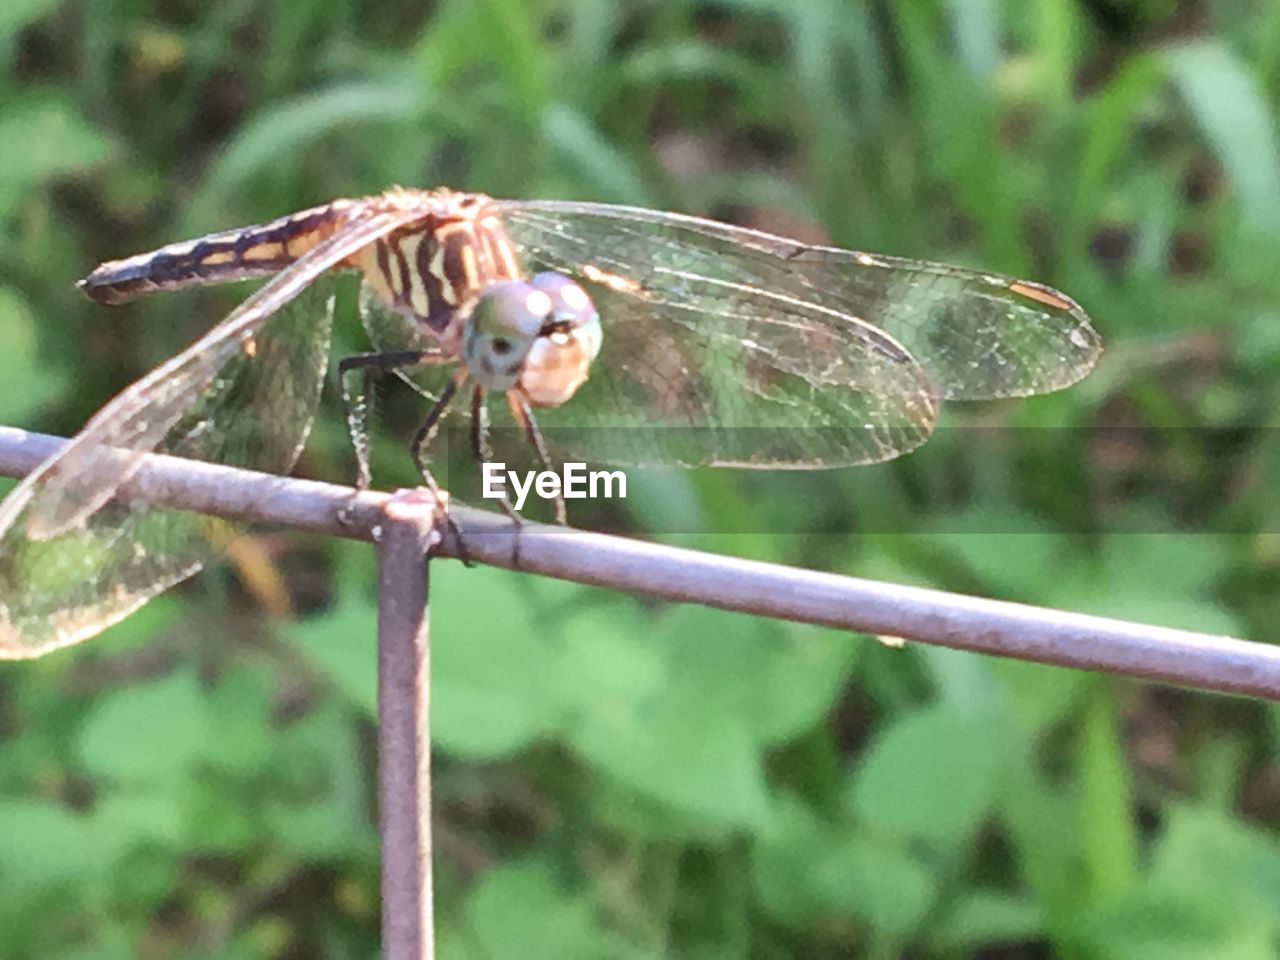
xmin=494 ymin=201 xmax=942 ymax=469
xmin=0 ymin=205 xmax=428 ymax=658
xmin=503 ymin=201 xmax=1101 ymax=400
xmin=494 ymin=201 xmax=1099 ymax=468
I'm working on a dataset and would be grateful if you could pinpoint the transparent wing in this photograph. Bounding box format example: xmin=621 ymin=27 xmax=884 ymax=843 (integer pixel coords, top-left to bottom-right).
xmin=0 ymin=283 xmax=338 ymax=658
xmin=494 ymin=200 xmax=1100 ymax=467
xmin=0 ymin=206 xmax=426 ymax=658
xmin=494 ymin=202 xmax=947 ymax=469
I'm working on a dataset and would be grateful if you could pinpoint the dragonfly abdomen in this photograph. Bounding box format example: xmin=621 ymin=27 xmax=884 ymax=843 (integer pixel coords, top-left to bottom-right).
xmin=78 ymin=200 xmax=359 ymax=305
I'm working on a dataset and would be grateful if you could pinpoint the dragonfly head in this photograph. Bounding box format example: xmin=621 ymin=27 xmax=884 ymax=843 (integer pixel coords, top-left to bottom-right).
xmin=462 ymin=280 xmax=553 ymax=390
xmin=463 ymin=272 xmax=602 ymax=406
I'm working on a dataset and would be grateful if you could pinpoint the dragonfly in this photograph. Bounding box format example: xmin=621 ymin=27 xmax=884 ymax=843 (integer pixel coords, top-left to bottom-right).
xmin=0 ymin=187 xmax=1101 ymax=658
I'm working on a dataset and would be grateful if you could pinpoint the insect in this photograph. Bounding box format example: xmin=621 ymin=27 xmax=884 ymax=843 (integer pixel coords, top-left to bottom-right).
xmin=0 ymin=188 xmax=1101 ymax=657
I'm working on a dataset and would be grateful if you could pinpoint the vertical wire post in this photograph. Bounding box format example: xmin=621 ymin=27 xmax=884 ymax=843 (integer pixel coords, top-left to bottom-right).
xmin=375 ymin=491 xmax=446 ymax=960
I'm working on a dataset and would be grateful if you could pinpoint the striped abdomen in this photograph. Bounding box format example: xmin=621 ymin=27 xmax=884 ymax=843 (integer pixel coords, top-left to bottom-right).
xmin=79 ymin=200 xmax=359 ymax=305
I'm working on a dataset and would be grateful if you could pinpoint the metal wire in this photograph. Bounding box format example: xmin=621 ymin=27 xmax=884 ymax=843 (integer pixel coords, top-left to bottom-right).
xmin=0 ymin=423 xmax=1276 ymax=703
xmin=375 ymin=493 xmax=440 ymax=960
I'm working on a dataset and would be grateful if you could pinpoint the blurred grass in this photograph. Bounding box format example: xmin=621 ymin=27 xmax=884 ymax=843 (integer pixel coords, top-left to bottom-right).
xmin=3 ymin=0 xmax=1280 ymax=957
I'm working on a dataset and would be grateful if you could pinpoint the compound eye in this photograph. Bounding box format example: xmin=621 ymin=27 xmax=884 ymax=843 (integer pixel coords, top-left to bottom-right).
xmin=464 ymin=281 xmax=551 ymax=390
xmin=530 ymin=272 xmax=598 ymax=330
xmin=470 ymin=281 xmax=553 ymax=340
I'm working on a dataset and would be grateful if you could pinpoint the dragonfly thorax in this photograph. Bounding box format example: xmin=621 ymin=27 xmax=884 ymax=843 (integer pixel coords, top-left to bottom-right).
xmin=462 ymin=272 xmax=602 ymax=407
xmin=355 ymin=193 xmax=523 ymax=348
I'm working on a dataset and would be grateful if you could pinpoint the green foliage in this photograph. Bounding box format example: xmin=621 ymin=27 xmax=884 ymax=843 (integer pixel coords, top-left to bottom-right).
xmin=3 ymin=0 xmax=1280 ymax=956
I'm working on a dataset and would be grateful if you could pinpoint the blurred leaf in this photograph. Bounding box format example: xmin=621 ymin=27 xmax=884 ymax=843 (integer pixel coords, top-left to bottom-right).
xmin=542 ymin=103 xmax=654 ymax=204
xmin=571 ymin=684 xmax=770 ymax=829
xmin=0 ymin=94 xmax=113 ymax=212
xmin=1192 ymin=734 xmax=1249 ymax=812
xmin=290 ymin=597 xmax=379 ymax=715
xmin=183 ymin=79 xmax=427 ymax=230
xmin=948 ymin=0 xmax=999 ymax=80
xmin=930 ymin=526 xmax=1070 ymax=597
xmin=0 ymin=0 xmax=59 ymax=45
xmin=1103 ymin=536 xmax=1231 ymax=594
xmin=1031 ymin=0 xmax=1076 ymax=107
xmin=466 ymin=860 xmax=611 ymax=960
xmin=1151 ymin=804 xmax=1280 ymax=912
xmin=618 ymin=467 xmax=707 ymax=539
xmin=203 ymin=664 xmax=277 ymax=771
xmin=918 ymin=644 xmax=1003 ymax=713
xmin=431 ymin=564 xmax=565 ymax=757
xmin=566 ymin=604 xmax=852 ymax=827
xmin=1077 ymin=683 xmax=1137 ymax=897
xmin=1000 ymin=764 xmax=1089 ymax=938
xmin=0 ymin=285 xmax=65 ymax=422
xmin=744 ymin=622 xmax=859 ymax=743
xmin=754 ymin=795 xmax=937 ymax=936
xmin=1045 ymin=536 xmax=1240 ymax=635
xmin=1055 ymin=582 xmax=1239 ymax=636
xmin=928 ymin=888 xmax=1043 ymax=953
xmin=551 ymin=606 xmax=664 ymax=717
xmin=412 ymin=0 xmax=487 ymax=92
xmin=0 ymin=801 xmax=113 ymax=886
xmin=92 ymin=790 xmax=186 ymax=849
xmin=621 ymin=40 xmax=761 ymax=88
xmin=990 ymin=657 xmax=1089 ymax=732
xmin=652 ymin=606 xmax=854 ymax=742
xmin=76 ymin=668 xmax=211 ymax=784
xmin=1076 ymin=55 xmax=1164 ymax=231
xmin=1165 ymin=41 xmax=1280 ymax=235
xmin=1072 ymin=879 xmax=1275 ymax=960
xmin=472 ymin=0 xmax=552 ymax=117
xmin=848 ymin=702 xmax=1015 ymax=842
xmin=263 ymin=704 xmax=374 ymax=860
xmin=892 ymin=2 xmax=1024 ymax=270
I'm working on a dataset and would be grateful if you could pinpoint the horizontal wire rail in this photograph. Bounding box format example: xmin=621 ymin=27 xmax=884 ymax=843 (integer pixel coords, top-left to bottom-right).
xmin=1 ymin=424 xmax=1278 ymax=700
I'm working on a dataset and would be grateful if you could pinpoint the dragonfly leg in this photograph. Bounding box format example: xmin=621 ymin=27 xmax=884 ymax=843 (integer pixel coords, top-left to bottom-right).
xmin=469 ymin=385 xmax=521 ymax=524
xmin=506 ymin=391 xmax=566 ymax=525
xmin=338 ymin=353 xmax=473 ymax=565
xmin=338 ymin=349 xmax=444 ymax=490
xmin=410 ymin=367 xmax=466 ymax=496
xmin=402 ymin=368 xmax=474 ymax=566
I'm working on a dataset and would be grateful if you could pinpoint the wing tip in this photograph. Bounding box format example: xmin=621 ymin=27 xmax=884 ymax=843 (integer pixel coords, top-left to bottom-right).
xmin=1009 ymin=278 xmax=1105 ymax=394
xmin=1009 ymin=279 xmax=1080 ymax=313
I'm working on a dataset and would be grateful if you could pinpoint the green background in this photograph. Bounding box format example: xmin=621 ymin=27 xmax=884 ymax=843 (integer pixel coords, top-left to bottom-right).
xmin=4 ymin=0 xmax=1280 ymax=957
